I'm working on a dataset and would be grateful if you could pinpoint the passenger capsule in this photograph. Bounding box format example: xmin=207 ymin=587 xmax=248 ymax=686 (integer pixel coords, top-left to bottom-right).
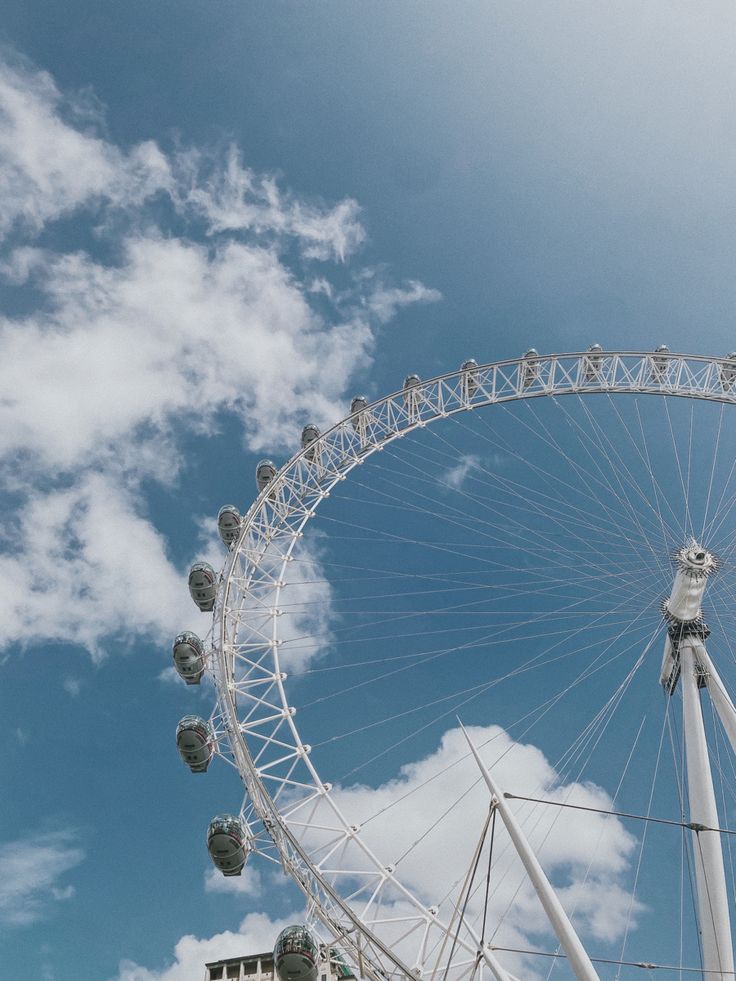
xmin=189 ymin=562 xmax=217 ymax=612
xmin=350 ymin=395 xmax=369 ymax=437
xmin=583 ymin=344 xmax=603 ymax=381
xmin=301 ymin=425 xmax=321 ymax=462
xmin=207 ymin=814 xmax=250 ymax=876
xmin=521 ymin=348 xmax=539 ymax=388
xmin=651 ymin=344 xmax=670 ymax=380
xmin=256 ymin=459 xmax=277 ymax=494
xmin=217 ymin=505 xmax=241 ymax=546
xmin=176 ymin=715 xmax=214 ymax=773
xmin=172 ymin=631 xmax=206 ymax=685
xmin=274 ymin=926 xmax=319 ymax=981
xmin=403 ymin=374 xmax=421 ymax=417
xmin=720 ymin=352 xmax=736 ymax=389
xmin=350 ymin=395 xmax=368 ymax=416
xmin=461 ymin=359 xmax=479 ymax=398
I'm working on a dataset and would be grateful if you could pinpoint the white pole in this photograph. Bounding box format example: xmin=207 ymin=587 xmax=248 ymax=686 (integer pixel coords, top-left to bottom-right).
xmin=680 ymin=639 xmax=735 ymax=979
xmin=459 ymin=723 xmax=600 ymax=981
xmin=699 ymin=644 xmax=736 ymax=759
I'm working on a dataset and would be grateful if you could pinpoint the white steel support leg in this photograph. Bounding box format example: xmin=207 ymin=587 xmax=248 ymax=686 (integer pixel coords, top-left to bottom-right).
xmin=699 ymin=645 xmax=736 ymax=759
xmin=460 ymin=723 xmax=600 ymax=981
xmin=681 ymin=640 xmax=735 ymax=979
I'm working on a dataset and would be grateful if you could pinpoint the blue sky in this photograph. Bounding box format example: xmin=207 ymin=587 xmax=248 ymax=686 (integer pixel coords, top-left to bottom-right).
xmin=3 ymin=4 xmax=736 ymax=980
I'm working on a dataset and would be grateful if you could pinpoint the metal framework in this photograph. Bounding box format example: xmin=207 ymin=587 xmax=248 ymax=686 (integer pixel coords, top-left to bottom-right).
xmin=201 ymin=351 xmax=736 ymax=981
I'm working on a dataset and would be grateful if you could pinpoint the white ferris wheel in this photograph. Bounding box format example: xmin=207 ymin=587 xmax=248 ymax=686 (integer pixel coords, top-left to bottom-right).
xmin=173 ymin=349 xmax=736 ymax=981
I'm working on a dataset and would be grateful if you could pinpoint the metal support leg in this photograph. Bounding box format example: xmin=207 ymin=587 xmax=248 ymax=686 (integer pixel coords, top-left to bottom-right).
xmin=681 ymin=640 xmax=735 ymax=979
xmin=460 ymin=723 xmax=599 ymax=981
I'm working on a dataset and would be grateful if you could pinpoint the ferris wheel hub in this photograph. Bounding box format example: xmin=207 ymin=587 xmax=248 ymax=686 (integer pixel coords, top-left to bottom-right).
xmin=665 ymin=540 xmax=716 ymax=624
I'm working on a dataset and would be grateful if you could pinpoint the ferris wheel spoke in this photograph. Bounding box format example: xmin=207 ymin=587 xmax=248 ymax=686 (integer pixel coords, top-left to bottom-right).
xmin=332 ymin=475 xmax=630 ymax=587
xmin=499 ymin=396 xmax=670 ymax=549
xmin=386 ymin=418 xmax=642 ymax=548
xmin=388 ymin=425 xmax=656 ymax=578
xmin=562 ymin=395 xmax=674 ymax=575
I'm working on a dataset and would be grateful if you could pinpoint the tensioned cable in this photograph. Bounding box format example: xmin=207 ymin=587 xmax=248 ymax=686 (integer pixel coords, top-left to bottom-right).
xmin=303 ymin=595 xmax=658 ymax=754
xmin=500 ymin=793 xmax=736 ymax=836
xmin=483 ymin=944 xmax=736 ymax=974
xmin=568 ymin=394 xmax=673 ymax=576
xmin=550 ymin=396 xmax=670 ymax=574
xmin=469 ymin=397 xmax=669 ymax=548
xmin=371 ymin=415 xmax=657 ymax=573
xmin=701 ymin=403 xmax=727 ymax=542
xmin=420 ymin=413 xmax=655 ymax=581
xmin=632 ymin=397 xmax=688 ymax=548
xmin=663 ymin=396 xmax=694 ymax=539
xmin=372 ymin=614 xmax=658 ymax=875
xmin=343 ymin=602 xmax=662 ymax=812
xmin=483 ymin=629 xmax=657 ymax=950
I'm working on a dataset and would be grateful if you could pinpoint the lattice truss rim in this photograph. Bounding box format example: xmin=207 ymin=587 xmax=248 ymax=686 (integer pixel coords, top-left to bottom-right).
xmin=206 ymin=351 xmax=736 ymax=981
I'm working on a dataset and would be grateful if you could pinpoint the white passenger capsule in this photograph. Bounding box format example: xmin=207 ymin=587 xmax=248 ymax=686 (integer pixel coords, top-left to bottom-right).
xmin=461 ymin=359 xmax=479 ymax=399
xmin=256 ymin=459 xmax=277 ymax=494
xmin=274 ymin=926 xmax=319 ymax=981
xmin=188 ymin=562 xmax=217 ymax=612
xmin=651 ymin=344 xmax=670 ymax=380
xmin=207 ymin=814 xmax=250 ymax=876
xmin=521 ymin=348 xmax=539 ymax=388
xmin=172 ymin=631 xmax=205 ymax=684
xmin=350 ymin=395 xmax=368 ymax=418
xmin=217 ymin=505 xmax=241 ymax=546
xmin=720 ymin=352 xmax=736 ymax=390
xmin=176 ymin=715 xmax=214 ymax=773
xmin=403 ymin=374 xmax=421 ymax=418
xmin=301 ymin=424 xmax=321 ymax=463
xmin=583 ymin=344 xmax=603 ymax=381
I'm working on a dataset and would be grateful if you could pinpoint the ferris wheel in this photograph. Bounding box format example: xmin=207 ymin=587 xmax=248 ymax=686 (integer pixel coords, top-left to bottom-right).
xmin=172 ymin=349 xmax=736 ymax=981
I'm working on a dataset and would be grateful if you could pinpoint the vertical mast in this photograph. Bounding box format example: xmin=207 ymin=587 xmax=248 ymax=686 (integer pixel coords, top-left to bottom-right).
xmin=661 ymin=543 xmax=734 ymax=979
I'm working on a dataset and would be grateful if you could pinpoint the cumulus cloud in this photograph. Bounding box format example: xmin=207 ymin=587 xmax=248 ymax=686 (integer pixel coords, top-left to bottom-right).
xmin=111 ymin=911 xmax=294 ymax=981
xmin=0 ymin=473 xmax=200 ymax=658
xmin=0 ymin=54 xmax=439 ymax=659
xmin=0 ymin=830 xmax=84 ymax=926
xmin=203 ymin=865 xmax=262 ymax=897
xmin=0 ymin=237 xmax=373 ymax=472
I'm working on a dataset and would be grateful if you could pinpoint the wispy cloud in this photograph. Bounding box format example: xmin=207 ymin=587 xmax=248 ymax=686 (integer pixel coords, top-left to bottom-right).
xmin=440 ymin=453 xmax=482 ymax=490
xmin=0 ymin=54 xmax=439 ymax=660
xmin=0 ymin=830 xmax=84 ymax=926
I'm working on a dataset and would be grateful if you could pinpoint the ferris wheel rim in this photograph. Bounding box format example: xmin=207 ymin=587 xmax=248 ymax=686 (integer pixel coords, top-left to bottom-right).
xmin=208 ymin=349 xmax=736 ymax=981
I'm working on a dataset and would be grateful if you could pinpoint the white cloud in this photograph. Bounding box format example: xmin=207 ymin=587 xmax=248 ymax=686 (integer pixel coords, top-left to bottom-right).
xmin=0 ymin=473 xmax=200 ymax=658
xmin=204 ymin=865 xmax=262 ymax=897
xmin=63 ymin=677 xmax=81 ymax=697
xmin=0 ymin=54 xmax=438 ymax=659
xmin=440 ymin=453 xmax=482 ymax=490
xmin=363 ymin=278 xmax=442 ymax=324
xmin=180 ymin=146 xmax=365 ymax=262
xmin=0 ymin=830 xmax=84 ymax=926
xmin=111 ymin=911 xmax=294 ymax=981
xmin=0 ymin=57 xmax=170 ymax=240
xmin=0 ymin=236 xmax=374 ymax=472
